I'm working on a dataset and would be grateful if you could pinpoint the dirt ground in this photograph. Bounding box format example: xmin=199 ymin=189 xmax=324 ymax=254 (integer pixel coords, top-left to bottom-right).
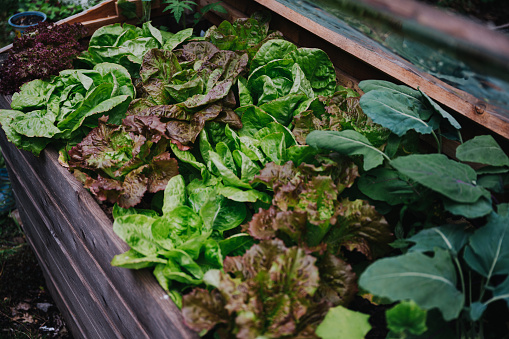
xmin=0 ymin=210 xmax=72 ymax=338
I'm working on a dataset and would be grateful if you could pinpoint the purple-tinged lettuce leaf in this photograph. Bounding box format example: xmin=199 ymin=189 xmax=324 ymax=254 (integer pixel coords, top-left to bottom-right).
xmin=116 ymin=165 xmax=149 ymax=208
xmin=183 ymin=239 xmax=323 ymax=337
xmin=292 ymin=90 xmax=390 ymax=148
xmin=147 ymin=152 xmax=179 ymax=193
xmin=68 ymin=116 xmax=179 ymax=208
xmin=122 ymin=114 xmax=168 ymax=143
xmin=324 ymin=199 xmax=393 ymax=259
xmin=182 ymin=288 xmax=230 ymax=333
xmin=179 ymin=41 xmax=219 ymax=63
xmin=204 ymin=14 xmax=272 ymax=56
xmin=315 ymin=253 xmax=357 ymax=307
xmin=249 ymin=161 xmax=388 ymax=259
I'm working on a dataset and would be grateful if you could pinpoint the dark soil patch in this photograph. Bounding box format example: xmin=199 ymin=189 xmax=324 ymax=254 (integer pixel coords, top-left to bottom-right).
xmin=11 ymin=15 xmax=44 ymax=26
xmin=0 ymin=211 xmax=72 ymax=338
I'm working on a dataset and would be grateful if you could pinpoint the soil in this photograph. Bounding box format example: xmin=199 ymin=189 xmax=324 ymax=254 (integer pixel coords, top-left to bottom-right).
xmin=11 ymin=15 xmax=44 ymax=27
xmin=0 ymin=211 xmax=72 ymax=338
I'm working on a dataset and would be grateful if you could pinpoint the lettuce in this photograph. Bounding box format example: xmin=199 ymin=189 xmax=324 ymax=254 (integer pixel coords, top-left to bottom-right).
xmin=78 ymin=22 xmax=170 ymax=76
xmin=124 ymin=42 xmax=248 ymax=147
xmin=247 ymin=40 xmax=337 ymax=107
xmin=111 ymin=175 xmax=250 ymax=305
xmin=204 ymin=12 xmax=283 ymax=60
xmin=248 ymin=160 xmax=392 ymax=259
xmin=293 ymin=88 xmax=391 ymax=148
xmin=182 ymin=239 xmax=325 ymax=338
xmin=68 ymin=115 xmax=178 ymax=208
xmin=0 ymin=63 xmax=134 ymax=156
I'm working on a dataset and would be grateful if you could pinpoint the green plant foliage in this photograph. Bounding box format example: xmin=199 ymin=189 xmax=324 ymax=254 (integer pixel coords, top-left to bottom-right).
xmin=162 ymin=0 xmax=195 ymax=26
xmin=78 ymin=22 xmax=165 ymax=76
xmin=357 ymin=167 xmax=423 ymax=206
xmin=111 ymin=175 xmax=250 ymax=302
xmin=182 ymin=239 xmax=325 ymax=337
xmin=456 ymin=134 xmax=509 ymax=167
xmin=0 ymin=63 xmax=134 ymax=155
xmin=204 ymin=12 xmax=282 ymax=58
xmin=306 ymin=130 xmax=388 ymax=171
xmin=390 ymin=154 xmax=489 ymax=203
xmin=463 ymin=206 xmax=509 ymax=279
xmin=359 ymin=249 xmax=464 ymax=321
xmin=315 ymin=305 xmax=371 ymax=339
xmin=361 ymin=205 xmax=509 ymax=328
xmin=385 ymin=300 xmax=428 ymax=336
xmin=359 ymin=89 xmax=434 ymax=136
xmin=407 ymin=224 xmax=471 ymax=255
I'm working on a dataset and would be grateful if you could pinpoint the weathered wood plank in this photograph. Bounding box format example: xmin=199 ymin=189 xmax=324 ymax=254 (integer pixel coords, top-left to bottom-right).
xmin=61 ymin=0 xmax=118 ymax=25
xmin=6 ymin=185 xmax=124 ymax=339
xmin=15 ymin=201 xmax=91 ymax=339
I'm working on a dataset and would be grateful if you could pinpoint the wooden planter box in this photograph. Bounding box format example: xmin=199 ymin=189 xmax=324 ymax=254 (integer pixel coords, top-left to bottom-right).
xmin=1 ymin=0 xmax=508 ymax=338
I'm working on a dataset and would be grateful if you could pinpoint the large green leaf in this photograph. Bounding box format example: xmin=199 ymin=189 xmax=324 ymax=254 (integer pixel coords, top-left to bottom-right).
xmin=456 ymin=135 xmax=509 ymax=167
xmin=208 ymin=150 xmax=251 ymax=189
xmin=232 ymin=150 xmax=261 ymax=183
xmin=218 ymin=233 xmax=255 ymax=256
xmin=162 ymin=175 xmax=187 ymax=215
xmin=111 ymin=249 xmax=167 ymax=269
xmin=236 ymin=105 xmax=276 ymax=138
xmin=463 ymin=206 xmax=509 ymax=278
xmin=442 ymin=196 xmax=493 ymax=219
xmin=391 ymin=154 xmax=489 ymax=203
xmin=359 ymin=80 xmax=421 ymax=98
xmin=259 ymin=94 xmax=308 ymax=126
xmin=200 ymin=194 xmax=247 ymax=232
xmin=407 ymin=224 xmax=471 ymax=255
xmin=260 ymin=132 xmax=286 ymax=165
xmin=492 ymin=276 xmax=509 ymax=310
xmin=251 ymin=39 xmax=297 ymax=71
xmin=359 ymin=249 xmax=464 ymax=321
xmin=306 ymin=130 xmax=387 ymax=171
xmin=112 ymin=214 xmax=159 ymax=256
xmin=11 ymin=112 xmax=61 ymax=138
xmin=152 ymin=207 xmax=203 ymax=251
xmin=419 ymin=89 xmax=461 ymax=130
xmin=359 ymin=90 xmax=433 ymax=136
xmin=316 ymin=306 xmax=371 ymax=339
xmin=169 ymin=143 xmax=209 ymax=179
xmin=287 ymin=47 xmax=337 ymax=97
xmin=162 ymin=28 xmax=193 ymax=51
xmin=11 ymin=79 xmax=54 ymax=110
xmin=217 ymin=185 xmax=271 ymax=203
xmin=358 ymin=167 xmax=423 ymax=205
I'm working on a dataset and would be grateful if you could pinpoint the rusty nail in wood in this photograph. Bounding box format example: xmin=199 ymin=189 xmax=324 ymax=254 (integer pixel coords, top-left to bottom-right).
xmin=474 ymin=104 xmax=486 ymax=115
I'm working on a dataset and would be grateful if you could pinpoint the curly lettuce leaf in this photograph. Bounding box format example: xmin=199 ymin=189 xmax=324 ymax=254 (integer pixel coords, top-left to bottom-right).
xmin=69 ymin=116 xmax=179 ymax=208
xmin=182 ymin=239 xmax=322 ymax=337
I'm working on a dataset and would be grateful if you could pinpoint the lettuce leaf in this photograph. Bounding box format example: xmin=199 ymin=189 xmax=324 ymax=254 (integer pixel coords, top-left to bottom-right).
xmin=182 ymin=239 xmax=324 ymax=337
xmin=0 ymin=63 xmax=135 ymax=156
xmin=68 ymin=115 xmax=178 ymax=208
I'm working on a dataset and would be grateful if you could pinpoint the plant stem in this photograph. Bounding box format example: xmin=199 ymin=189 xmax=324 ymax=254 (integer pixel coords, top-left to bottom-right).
xmin=431 ymin=130 xmax=441 ymax=154
xmin=454 ymin=255 xmax=466 ymax=298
